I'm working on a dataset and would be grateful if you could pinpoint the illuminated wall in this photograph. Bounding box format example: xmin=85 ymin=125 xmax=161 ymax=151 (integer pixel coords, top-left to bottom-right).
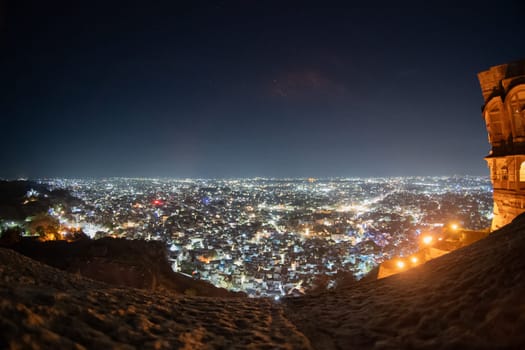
xmin=479 ymin=60 xmax=525 ymax=230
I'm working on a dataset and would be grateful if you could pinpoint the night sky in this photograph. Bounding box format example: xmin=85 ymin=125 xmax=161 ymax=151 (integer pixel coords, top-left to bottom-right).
xmin=2 ymin=1 xmax=525 ymax=179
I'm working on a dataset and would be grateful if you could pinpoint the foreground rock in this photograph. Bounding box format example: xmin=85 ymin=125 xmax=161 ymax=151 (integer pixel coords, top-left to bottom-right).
xmin=0 ymin=247 xmax=311 ymax=349
xmin=285 ymin=214 xmax=525 ymax=349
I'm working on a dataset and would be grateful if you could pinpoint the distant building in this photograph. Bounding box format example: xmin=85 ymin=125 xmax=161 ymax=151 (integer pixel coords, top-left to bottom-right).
xmin=479 ymin=59 xmax=525 ymax=230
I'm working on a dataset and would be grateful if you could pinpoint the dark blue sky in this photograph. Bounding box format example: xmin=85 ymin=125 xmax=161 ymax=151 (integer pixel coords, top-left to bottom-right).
xmin=1 ymin=1 xmax=525 ymax=178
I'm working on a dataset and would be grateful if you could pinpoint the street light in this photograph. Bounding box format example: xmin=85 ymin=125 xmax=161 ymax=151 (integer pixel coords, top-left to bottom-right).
xmin=396 ymin=260 xmax=405 ymax=269
xmin=422 ymin=235 xmax=433 ymax=245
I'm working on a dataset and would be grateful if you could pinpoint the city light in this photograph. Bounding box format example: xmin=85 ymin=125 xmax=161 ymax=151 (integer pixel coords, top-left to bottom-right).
xmin=29 ymin=176 xmax=492 ymax=297
xmin=422 ymin=235 xmax=433 ymax=245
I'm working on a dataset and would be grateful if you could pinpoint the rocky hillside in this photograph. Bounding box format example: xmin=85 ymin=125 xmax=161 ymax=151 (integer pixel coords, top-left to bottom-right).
xmin=286 ymin=214 xmax=525 ymax=349
xmin=0 ymin=247 xmax=309 ymax=349
xmin=2 ymin=214 xmax=525 ymax=349
xmin=4 ymin=237 xmax=243 ymax=298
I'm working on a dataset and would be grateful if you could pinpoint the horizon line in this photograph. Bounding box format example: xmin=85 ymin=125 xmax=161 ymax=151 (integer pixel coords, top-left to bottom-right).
xmin=1 ymin=174 xmax=491 ymax=182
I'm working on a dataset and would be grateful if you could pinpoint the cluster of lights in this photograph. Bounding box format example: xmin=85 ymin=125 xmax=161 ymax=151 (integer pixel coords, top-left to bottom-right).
xmin=395 ymin=222 xmax=462 ymax=272
xmin=419 ymin=222 xmax=460 ymax=247
xmin=396 ymin=255 xmax=420 ymax=270
xmin=33 ymin=176 xmax=485 ymax=296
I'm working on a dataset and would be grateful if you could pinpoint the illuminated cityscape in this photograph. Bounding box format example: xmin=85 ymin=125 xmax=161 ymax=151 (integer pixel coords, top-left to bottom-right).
xmin=4 ymin=176 xmax=490 ymax=297
xmin=2 ymin=0 xmax=525 ymax=347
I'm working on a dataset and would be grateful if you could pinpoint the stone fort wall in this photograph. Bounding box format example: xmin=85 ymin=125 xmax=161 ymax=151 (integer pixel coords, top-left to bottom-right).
xmin=479 ymin=59 xmax=525 ymax=230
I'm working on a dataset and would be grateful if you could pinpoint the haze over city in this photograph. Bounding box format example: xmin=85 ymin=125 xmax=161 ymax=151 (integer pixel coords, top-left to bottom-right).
xmin=2 ymin=1 xmax=524 ymax=178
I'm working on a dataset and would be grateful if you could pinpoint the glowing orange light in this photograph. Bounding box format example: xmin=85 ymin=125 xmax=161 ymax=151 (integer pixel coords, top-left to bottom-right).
xmin=396 ymin=260 xmax=405 ymax=269
xmin=422 ymin=235 xmax=433 ymax=245
xmin=450 ymin=223 xmax=459 ymax=231
xmin=197 ymin=255 xmax=211 ymax=264
xmin=410 ymin=256 xmax=418 ymax=264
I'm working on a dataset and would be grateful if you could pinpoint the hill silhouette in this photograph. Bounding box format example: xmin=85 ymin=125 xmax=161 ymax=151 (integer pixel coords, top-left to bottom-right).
xmin=1 ymin=213 xmax=525 ymax=349
xmin=3 ymin=237 xmax=244 ymax=298
xmin=0 ymin=180 xmax=80 ymax=221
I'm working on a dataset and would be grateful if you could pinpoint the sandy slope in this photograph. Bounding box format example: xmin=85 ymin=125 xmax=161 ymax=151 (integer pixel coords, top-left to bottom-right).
xmin=285 ymin=215 xmax=525 ymax=349
xmin=0 ymin=248 xmax=311 ymax=349
xmin=2 ymin=215 xmax=525 ymax=349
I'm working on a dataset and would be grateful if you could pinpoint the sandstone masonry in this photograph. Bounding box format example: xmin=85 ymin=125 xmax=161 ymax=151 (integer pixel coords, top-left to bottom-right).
xmin=479 ymin=59 xmax=525 ymax=230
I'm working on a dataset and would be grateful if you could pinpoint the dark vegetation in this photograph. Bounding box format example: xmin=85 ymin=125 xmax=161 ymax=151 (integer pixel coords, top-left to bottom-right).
xmin=0 ymin=180 xmax=80 ymax=220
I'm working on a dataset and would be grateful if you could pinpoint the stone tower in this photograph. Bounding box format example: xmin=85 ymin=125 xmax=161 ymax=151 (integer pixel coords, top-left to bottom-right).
xmin=479 ymin=59 xmax=525 ymax=230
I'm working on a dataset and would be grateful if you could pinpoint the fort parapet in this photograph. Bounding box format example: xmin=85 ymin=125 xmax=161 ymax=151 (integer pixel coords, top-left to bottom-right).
xmin=479 ymin=59 xmax=525 ymax=230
